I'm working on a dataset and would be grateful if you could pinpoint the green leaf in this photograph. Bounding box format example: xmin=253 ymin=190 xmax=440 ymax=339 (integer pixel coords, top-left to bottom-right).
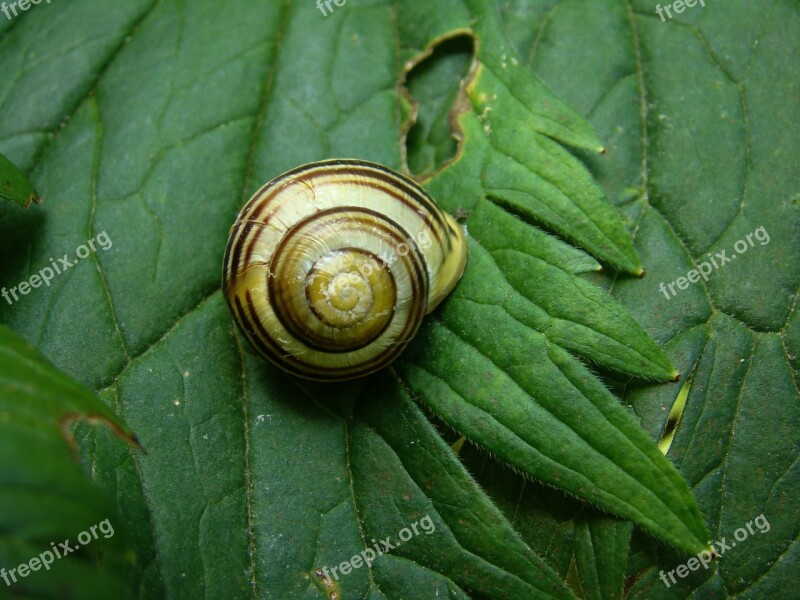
xmin=398 ymin=0 xmax=707 ymax=558
xmin=494 ymin=0 xmax=800 ymax=598
xmin=0 ymin=324 xmax=136 ymax=599
xmin=352 ymin=373 xmax=576 ymax=599
xmin=0 ymin=152 xmax=40 ymax=208
xmin=572 ymin=516 xmax=632 ymax=600
xmin=2 ymin=0 xmax=796 ymax=598
xmin=456 ymin=441 xmax=633 ymax=600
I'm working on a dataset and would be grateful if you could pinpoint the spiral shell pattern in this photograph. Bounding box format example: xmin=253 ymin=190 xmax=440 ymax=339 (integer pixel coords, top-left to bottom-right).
xmin=223 ymin=159 xmax=467 ymax=381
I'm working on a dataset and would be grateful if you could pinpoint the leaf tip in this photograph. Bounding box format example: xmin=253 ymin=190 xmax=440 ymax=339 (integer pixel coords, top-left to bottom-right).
xmin=128 ymin=433 xmax=145 ymax=452
xmin=22 ymin=193 xmax=42 ymax=209
xmin=62 ymin=413 xmax=142 ymax=453
xmin=672 ymin=371 xmax=681 ymax=382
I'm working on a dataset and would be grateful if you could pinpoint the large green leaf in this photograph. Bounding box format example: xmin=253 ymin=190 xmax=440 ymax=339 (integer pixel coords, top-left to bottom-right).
xmin=0 ymin=0 xmax=796 ymax=598
xmin=487 ymin=0 xmax=799 ymax=598
xmin=397 ymin=0 xmax=706 ymax=557
xmin=0 ymin=325 xmax=136 ymax=599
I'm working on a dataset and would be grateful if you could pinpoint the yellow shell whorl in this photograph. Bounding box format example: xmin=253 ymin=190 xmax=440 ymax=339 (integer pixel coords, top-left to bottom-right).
xmin=223 ymin=159 xmax=467 ymax=381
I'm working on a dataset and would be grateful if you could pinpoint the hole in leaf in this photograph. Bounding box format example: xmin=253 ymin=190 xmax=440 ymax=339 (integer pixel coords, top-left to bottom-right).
xmin=404 ymin=35 xmax=473 ymax=177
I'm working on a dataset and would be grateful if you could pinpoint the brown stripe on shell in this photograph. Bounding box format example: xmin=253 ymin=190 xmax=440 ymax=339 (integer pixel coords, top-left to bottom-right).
xmin=242 ymin=161 xmax=450 ymax=250
xmin=236 ymin=288 xmax=424 ymax=381
xmin=239 ymin=174 xmax=447 ymax=268
xmin=235 ymin=174 xmax=448 ymax=288
xmin=267 ymin=208 xmax=427 ymax=354
xmin=222 ymin=159 xmax=462 ymax=382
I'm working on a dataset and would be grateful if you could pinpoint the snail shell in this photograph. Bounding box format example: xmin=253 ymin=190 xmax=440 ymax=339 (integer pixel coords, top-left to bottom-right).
xmin=222 ymin=159 xmax=467 ymax=381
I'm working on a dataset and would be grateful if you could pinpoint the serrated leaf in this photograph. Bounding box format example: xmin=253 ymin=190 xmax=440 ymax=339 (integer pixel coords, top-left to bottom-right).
xmin=572 ymin=516 xmax=632 ymax=600
xmin=5 ymin=0 xmax=795 ymax=599
xmin=352 ymin=373 xmax=576 ymax=599
xmin=494 ymin=0 xmax=800 ymax=598
xmin=399 ymin=0 xmax=706 ymax=558
xmin=455 ymin=442 xmax=632 ymax=600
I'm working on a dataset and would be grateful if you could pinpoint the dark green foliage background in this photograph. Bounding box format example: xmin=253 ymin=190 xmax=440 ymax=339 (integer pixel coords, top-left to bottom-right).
xmin=0 ymin=1 xmax=797 ymax=599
